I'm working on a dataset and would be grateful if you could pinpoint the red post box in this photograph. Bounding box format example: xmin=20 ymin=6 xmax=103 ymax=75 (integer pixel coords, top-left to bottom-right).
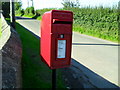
xmin=40 ymin=10 xmax=73 ymax=69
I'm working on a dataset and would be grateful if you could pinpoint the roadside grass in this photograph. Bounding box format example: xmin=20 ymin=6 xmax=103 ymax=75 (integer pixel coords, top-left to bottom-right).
xmin=23 ymin=15 xmax=42 ymax=20
xmin=16 ymin=22 xmax=66 ymax=88
xmin=73 ymin=24 xmax=118 ymax=43
xmin=22 ymin=14 xmax=35 ymax=18
xmin=16 ymin=14 xmax=42 ymax=20
xmin=5 ymin=18 xmax=10 ymax=21
xmin=15 ymin=14 xmax=22 ymax=16
xmin=36 ymin=16 xmax=42 ymax=20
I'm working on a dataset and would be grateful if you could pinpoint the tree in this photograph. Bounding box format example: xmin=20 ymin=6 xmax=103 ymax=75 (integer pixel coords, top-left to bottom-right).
xmin=15 ymin=0 xmax=22 ymax=11
xmin=62 ymin=0 xmax=80 ymax=8
xmin=24 ymin=6 xmax=35 ymax=15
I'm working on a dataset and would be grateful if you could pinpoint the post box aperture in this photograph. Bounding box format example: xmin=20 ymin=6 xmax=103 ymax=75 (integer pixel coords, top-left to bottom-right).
xmin=40 ymin=10 xmax=73 ymax=69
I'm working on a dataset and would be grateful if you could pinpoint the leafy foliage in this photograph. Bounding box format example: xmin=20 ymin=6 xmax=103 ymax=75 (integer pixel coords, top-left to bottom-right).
xmin=15 ymin=9 xmax=24 ymax=16
xmin=15 ymin=1 xmax=22 ymax=11
xmin=62 ymin=6 xmax=118 ymax=42
xmin=24 ymin=7 xmax=35 ymax=16
xmin=33 ymin=8 xmax=56 ymax=20
xmin=36 ymin=8 xmax=56 ymax=16
xmin=62 ymin=0 xmax=80 ymax=8
xmin=15 ymin=0 xmax=23 ymax=16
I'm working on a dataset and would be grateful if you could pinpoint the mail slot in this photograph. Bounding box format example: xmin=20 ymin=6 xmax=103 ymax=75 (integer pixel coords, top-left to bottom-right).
xmin=40 ymin=10 xmax=73 ymax=69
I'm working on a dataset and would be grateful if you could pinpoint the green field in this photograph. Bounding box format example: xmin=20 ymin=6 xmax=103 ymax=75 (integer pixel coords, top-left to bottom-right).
xmin=16 ymin=22 xmax=66 ymax=88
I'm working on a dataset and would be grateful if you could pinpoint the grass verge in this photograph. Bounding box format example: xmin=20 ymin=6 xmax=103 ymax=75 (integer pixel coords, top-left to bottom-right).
xmin=22 ymin=15 xmax=35 ymax=18
xmin=23 ymin=15 xmax=42 ymax=20
xmin=16 ymin=22 xmax=66 ymax=88
xmin=73 ymin=24 xmax=118 ymax=43
xmin=16 ymin=14 xmax=42 ymax=20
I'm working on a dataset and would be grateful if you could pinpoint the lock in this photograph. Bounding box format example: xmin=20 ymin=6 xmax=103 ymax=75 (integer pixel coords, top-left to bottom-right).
xmin=60 ymin=34 xmax=64 ymax=38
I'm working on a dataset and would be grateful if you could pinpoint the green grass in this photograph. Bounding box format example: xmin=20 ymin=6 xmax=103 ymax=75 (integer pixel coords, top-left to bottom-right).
xmin=15 ymin=14 xmax=23 ymax=17
xmin=6 ymin=18 xmax=10 ymax=21
xmin=16 ymin=14 xmax=35 ymax=18
xmin=22 ymin=14 xmax=35 ymax=18
xmin=36 ymin=16 xmax=42 ymax=20
xmin=16 ymin=22 xmax=66 ymax=88
xmin=16 ymin=14 xmax=42 ymax=20
xmin=73 ymin=24 xmax=118 ymax=43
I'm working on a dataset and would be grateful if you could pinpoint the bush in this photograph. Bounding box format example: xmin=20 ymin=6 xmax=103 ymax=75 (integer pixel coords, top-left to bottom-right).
xmin=15 ymin=9 xmax=24 ymax=16
xmin=24 ymin=7 xmax=35 ymax=16
xmin=36 ymin=8 xmax=56 ymax=16
xmin=29 ymin=7 xmax=35 ymax=15
xmin=20 ymin=9 xmax=24 ymax=16
xmin=62 ymin=6 xmax=118 ymax=42
xmin=24 ymin=7 xmax=30 ymax=15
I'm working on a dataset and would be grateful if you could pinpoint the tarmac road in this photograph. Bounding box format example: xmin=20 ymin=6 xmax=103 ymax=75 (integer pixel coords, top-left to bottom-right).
xmin=16 ymin=17 xmax=119 ymax=87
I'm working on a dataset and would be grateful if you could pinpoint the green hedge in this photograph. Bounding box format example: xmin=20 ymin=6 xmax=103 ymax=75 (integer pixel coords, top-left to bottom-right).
xmin=24 ymin=7 xmax=35 ymax=16
xmin=15 ymin=6 xmax=119 ymax=42
xmin=61 ymin=7 xmax=118 ymax=42
xmin=15 ymin=9 xmax=24 ymax=16
xmin=36 ymin=8 xmax=55 ymax=16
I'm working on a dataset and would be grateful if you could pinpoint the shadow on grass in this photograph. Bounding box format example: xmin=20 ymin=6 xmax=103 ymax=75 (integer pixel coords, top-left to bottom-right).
xmin=16 ymin=22 xmax=65 ymax=88
xmin=16 ymin=16 xmax=34 ymax=20
xmin=32 ymin=14 xmax=40 ymax=19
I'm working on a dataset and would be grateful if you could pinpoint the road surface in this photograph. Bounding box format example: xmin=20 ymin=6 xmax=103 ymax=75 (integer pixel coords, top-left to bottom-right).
xmin=16 ymin=17 xmax=119 ymax=87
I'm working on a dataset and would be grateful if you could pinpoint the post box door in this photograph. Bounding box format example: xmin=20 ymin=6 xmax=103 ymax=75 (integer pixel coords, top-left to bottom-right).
xmin=50 ymin=24 xmax=72 ymax=68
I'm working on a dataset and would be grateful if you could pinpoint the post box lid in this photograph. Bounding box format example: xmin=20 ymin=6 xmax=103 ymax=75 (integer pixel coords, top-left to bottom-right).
xmin=52 ymin=10 xmax=73 ymax=21
xmin=51 ymin=10 xmax=73 ymax=13
xmin=43 ymin=10 xmax=73 ymax=21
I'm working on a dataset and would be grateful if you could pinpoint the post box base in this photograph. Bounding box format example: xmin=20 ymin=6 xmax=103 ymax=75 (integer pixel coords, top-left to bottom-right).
xmin=50 ymin=65 xmax=71 ymax=69
xmin=41 ymin=55 xmax=71 ymax=69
